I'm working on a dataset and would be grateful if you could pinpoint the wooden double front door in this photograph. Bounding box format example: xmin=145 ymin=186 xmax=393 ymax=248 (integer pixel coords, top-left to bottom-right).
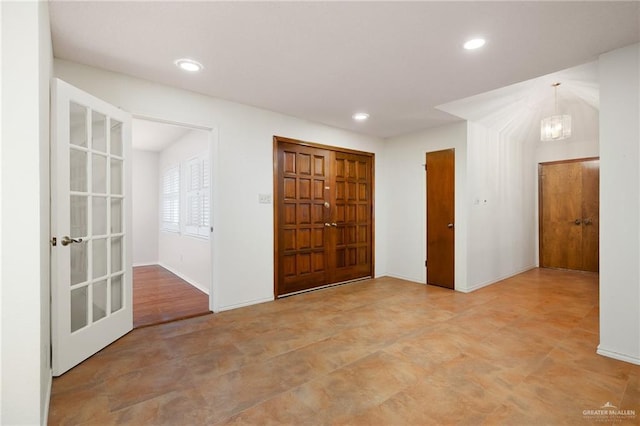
xmin=539 ymin=158 xmax=599 ymax=272
xmin=274 ymin=137 xmax=374 ymax=297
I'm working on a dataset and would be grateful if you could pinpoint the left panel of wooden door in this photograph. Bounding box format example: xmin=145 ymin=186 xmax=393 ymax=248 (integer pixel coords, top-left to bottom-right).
xmin=539 ymin=162 xmax=584 ymax=270
xmin=275 ymin=141 xmax=330 ymax=296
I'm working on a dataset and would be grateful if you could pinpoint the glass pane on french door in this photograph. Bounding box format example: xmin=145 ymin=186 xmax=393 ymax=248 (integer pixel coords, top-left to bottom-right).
xmin=69 ymin=102 xmax=125 ymax=332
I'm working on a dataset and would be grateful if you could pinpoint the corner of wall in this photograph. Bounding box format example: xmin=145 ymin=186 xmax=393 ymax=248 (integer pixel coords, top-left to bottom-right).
xmin=598 ymin=43 xmax=640 ymax=364
xmin=39 ymin=1 xmax=53 ymax=423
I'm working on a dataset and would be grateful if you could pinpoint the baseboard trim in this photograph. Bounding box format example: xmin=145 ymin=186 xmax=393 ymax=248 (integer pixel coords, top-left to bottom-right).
xmin=157 ymin=262 xmax=210 ymax=295
xmin=384 ymin=273 xmax=423 ymax=284
xmin=42 ymin=370 xmax=52 ymax=426
xmin=133 ymin=261 xmax=159 ymax=267
xmin=218 ymin=296 xmax=273 ymax=312
xmin=457 ymin=265 xmax=537 ymax=293
xmin=597 ymin=346 xmax=640 ymax=365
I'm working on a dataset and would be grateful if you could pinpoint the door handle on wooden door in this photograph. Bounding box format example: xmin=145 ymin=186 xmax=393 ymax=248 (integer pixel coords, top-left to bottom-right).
xmin=583 ymin=218 xmax=592 ymax=225
xmin=574 ymin=219 xmax=582 ymax=225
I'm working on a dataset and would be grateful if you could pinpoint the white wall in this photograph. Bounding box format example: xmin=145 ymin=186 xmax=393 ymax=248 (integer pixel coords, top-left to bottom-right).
xmin=598 ymin=44 xmax=640 ymax=365
xmin=0 ymin=1 xmax=52 ymax=424
xmin=158 ymin=129 xmax=210 ymax=293
xmin=132 ymin=150 xmax=160 ymax=266
xmin=54 ymin=59 xmax=387 ymax=311
xmin=384 ymin=122 xmax=468 ymax=288
xmin=465 ymin=122 xmax=538 ymax=291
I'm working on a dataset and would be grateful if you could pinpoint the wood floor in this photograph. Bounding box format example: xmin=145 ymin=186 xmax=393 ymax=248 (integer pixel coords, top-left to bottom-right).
xmin=49 ymin=268 xmax=639 ymax=425
xmin=133 ymin=265 xmax=210 ymax=328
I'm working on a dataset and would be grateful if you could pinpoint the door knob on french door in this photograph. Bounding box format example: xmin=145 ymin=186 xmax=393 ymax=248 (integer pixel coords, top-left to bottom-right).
xmin=583 ymin=218 xmax=592 ymax=225
xmin=447 ymin=223 xmax=454 ymax=228
xmin=61 ymin=236 xmax=83 ymax=246
xmin=574 ymin=219 xmax=582 ymax=225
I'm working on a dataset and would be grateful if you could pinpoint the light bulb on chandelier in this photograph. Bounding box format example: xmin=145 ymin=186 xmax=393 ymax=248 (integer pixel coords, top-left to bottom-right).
xmin=541 ymin=82 xmax=571 ymax=141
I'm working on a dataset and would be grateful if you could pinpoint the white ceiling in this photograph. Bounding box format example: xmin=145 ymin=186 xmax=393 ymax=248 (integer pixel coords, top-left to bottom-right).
xmin=131 ymin=119 xmax=191 ymax=151
xmin=49 ymin=1 xmax=639 ymax=138
xmin=438 ymin=61 xmax=600 ymax=144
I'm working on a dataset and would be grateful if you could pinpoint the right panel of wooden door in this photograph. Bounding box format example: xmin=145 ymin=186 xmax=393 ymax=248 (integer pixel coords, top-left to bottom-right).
xmin=331 ymin=151 xmax=373 ymax=283
xmin=426 ymin=149 xmax=455 ymax=289
xmin=539 ymin=158 xmax=599 ymax=272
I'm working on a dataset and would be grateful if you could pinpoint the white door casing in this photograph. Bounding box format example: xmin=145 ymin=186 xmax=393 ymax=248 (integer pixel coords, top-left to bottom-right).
xmin=51 ymin=78 xmax=132 ymax=376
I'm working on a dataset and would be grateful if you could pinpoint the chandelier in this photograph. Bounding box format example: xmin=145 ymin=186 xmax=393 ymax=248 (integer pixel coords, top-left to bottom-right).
xmin=540 ymin=82 xmax=571 ymax=141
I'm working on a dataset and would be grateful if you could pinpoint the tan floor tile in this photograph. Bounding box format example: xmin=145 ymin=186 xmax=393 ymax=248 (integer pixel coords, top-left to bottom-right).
xmin=101 ymin=388 xmax=209 ymax=426
xmin=48 ymin=383 xmax=111 ymax=425
xmin=292 ymin=351 xmax=428 ymax=420
xmin=336 ymin=378 xmax=487 ymax=426
xmin=102 ymin=361 xmax=195 ymax=411
xmin=49 ymin=270 xmax=634 ymax=426
xmin=216 ymin=390 xmax=317 ymax=426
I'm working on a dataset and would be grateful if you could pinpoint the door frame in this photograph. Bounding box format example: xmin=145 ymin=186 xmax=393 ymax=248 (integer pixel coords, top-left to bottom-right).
xmin=272 ymin=135 xmax=375 ymax=297
xmin=537 ymin=156 xmax=599 ymax=270
xmin=132 ymin=114 xmax=220 ymax=313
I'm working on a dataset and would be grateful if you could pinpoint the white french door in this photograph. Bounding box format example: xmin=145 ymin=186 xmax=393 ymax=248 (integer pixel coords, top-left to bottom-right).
xmin=51 ymin=78 xmax=132 ymax=376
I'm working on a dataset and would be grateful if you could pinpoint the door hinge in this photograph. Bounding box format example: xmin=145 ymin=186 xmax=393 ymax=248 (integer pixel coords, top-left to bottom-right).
xmin=51 ymin=237 xmax=57 ymax=247
xmin=425 ymin=260 xmax=428 ymax=267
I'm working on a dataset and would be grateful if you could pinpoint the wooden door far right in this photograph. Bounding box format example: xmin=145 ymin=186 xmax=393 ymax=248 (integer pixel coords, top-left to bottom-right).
xmin=539 ymin=158 xmax=599 ymax=272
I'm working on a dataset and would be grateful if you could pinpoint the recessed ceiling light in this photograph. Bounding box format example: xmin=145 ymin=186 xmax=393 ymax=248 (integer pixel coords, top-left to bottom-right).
xmin=463 ymin=38 xmax=486 ymax=50
xmin=352 ymin=112 xmax=370 ymax=121
xmin=174 ymin=58 xmax=203 ymax=72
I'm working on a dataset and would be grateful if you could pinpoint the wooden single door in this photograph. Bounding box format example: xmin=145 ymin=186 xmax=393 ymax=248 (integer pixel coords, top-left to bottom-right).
xmin=426 ymin=149 xmax=455 ymax=289
xmin=539 ymin=158 xmax=599 ymax=272
xmin=274 ymin=137 xmax=374 ymax=297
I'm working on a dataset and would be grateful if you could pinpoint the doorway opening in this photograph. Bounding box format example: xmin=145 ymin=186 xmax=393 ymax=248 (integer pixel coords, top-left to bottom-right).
xmin=131 ymin=118 xmax=213 ymax=327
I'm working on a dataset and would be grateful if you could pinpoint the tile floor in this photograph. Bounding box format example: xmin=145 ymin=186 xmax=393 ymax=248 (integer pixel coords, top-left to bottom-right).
xmin=49 ymin=268 xmax=639 ymax=425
